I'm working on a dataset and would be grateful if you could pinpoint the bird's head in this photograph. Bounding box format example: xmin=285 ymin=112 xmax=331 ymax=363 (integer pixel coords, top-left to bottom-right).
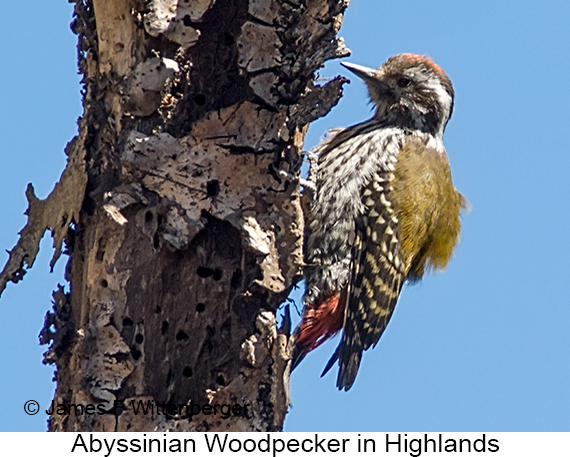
xmin=342 ymin=53 xmax=454 ymax=138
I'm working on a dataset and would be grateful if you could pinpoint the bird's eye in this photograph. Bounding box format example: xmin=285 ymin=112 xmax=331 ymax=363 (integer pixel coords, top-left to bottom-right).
xmin=397 ymin=77 xmax=412 ymax=88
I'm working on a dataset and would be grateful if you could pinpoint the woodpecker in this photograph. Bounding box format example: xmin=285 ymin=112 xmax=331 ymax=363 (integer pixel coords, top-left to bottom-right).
xmin=291 ymin=54 xmax=465 ymax=390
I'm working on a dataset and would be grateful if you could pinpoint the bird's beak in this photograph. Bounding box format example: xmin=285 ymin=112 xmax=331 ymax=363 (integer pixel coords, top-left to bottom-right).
xmin=341 ymin=62 xmax=377 ymax=81
xmin=341 ymin=62 xmax=389 ymax=91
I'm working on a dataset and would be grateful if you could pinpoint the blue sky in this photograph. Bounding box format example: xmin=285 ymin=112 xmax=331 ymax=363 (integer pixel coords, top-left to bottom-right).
xmin=1 ymin=1 xmax=569 ymax=432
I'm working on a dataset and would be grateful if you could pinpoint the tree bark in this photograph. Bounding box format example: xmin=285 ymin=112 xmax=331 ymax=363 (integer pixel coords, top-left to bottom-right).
xmin=1 ymin=0 xmax=349 ymax=431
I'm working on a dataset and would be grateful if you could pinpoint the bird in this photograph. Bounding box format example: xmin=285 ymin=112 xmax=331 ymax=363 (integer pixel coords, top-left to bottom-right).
xmin=291 ymin=53 xmax=466 ymax=390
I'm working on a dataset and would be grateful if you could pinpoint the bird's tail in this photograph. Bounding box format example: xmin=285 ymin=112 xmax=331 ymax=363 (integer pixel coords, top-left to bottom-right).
xmin=290 ymin=290 xmax=346 ymax=371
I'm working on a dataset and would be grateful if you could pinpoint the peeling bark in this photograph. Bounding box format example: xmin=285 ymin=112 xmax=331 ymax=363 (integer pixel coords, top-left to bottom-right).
xmin=1 ymin=0 xmax=350 ymax=431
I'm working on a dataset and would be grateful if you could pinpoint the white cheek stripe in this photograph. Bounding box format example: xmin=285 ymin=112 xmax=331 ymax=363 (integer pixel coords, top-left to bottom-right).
xmin=426 ymin=80 xmax=453 ymax=137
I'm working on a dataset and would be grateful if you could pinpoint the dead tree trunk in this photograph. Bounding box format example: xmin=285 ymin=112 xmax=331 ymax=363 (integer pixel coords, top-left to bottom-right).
xmin=0 ymin=0 xmax=349 ymax=431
